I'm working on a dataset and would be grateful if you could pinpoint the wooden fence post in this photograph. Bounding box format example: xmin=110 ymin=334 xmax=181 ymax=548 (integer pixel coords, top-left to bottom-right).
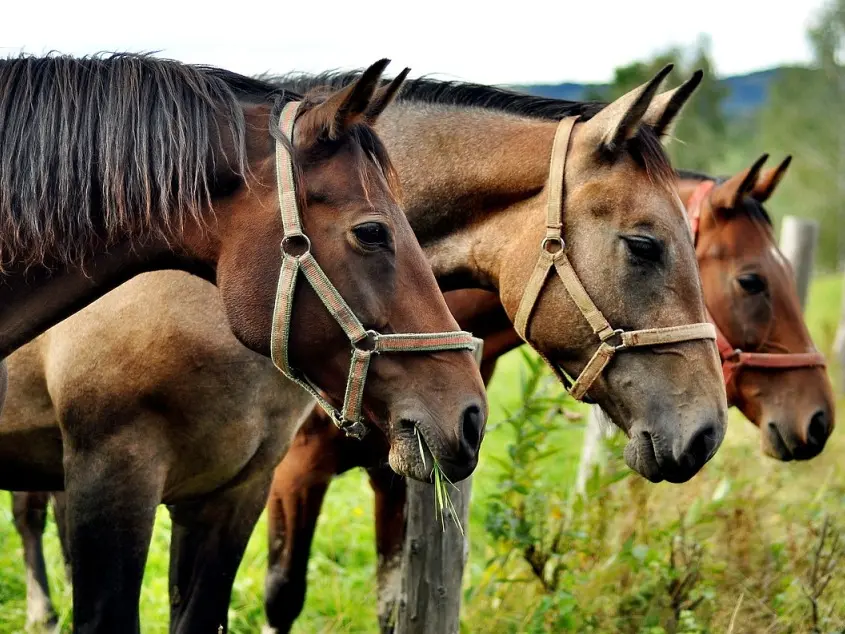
xmin=394 ymin=477 xmax=472 ymax=634
xmin=779 ymin=215 xmax=819 ymax=311
xmin=574 ymin=405 xmax=608 ymax=495
xmin=394 ymin=342 xmax=482 ymax=634
xmin=834 ymin=272 xmax=845 ymax=393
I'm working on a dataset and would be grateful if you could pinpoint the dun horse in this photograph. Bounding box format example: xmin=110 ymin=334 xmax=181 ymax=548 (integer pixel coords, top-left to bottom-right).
xmin=259 ymin=155 xmax=835 ymax=634
xmin=4 ymin=67 xmax=729 ymax=631
xmin=0 ymin=54 xmax=491 ymax=633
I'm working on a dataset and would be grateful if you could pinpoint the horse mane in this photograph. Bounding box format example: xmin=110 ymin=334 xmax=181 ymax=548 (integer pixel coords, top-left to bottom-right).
xmin=276 ymin=71 xmax=606 ymax=120
xmin=0 ymin=52 xmax=298 ymax=269
xmin=676 ymin=169 xmax=773 ymax=227
xmin=271 ymin=70 xmax=675 ymax=188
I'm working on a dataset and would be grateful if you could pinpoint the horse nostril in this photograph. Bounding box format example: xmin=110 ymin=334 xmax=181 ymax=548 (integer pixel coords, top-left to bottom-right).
xmin=806 ymin=410 xmax=829 ymax=448
xmin=460 ymin=404 xmax=483 ymax=452
xmin=767 ymin=421 xmax=792 ymax=460
xmin=685 ymin=423 xmax=718 ymax=468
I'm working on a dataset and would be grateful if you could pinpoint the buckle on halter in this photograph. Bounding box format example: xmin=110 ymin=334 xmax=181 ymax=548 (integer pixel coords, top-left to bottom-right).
xmin=281 ymin=234 xmax=312 ymax=258
xmin=354 ymin=330 xmax=380 ymax=353
xmin=341 ymin=419 xmax=369 ymax=440
xmin=330 ymin=409 xmax=369 ymax=440
xmin=602 ymin=328 xmax=626 ymax=351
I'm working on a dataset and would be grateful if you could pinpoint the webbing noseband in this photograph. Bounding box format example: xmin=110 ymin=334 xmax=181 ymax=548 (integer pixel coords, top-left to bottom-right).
xmin=270 ymin=101 xmax=480 ymax=439
xmin=687 ymin=180 xmax=826 ymax=393
xmin=513 ymin=117 xmax=717 ymax=401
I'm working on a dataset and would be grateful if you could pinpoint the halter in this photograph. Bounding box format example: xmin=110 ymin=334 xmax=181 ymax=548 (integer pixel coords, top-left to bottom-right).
xmin=270 ymin=101 xmax=481 ymax=439
xmin=513 ymin=117 xmax=717 ymax=401
xmin=687 ymin=179 xmax=826 ymax=392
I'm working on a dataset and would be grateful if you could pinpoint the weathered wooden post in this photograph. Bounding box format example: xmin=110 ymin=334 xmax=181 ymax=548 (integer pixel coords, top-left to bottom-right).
xmin=574 ymin=405 xmax=608 ymax=495
xmin=834 ymin=273 xmax=845 ymax=393
xmin=394 ymin=343 xmax=482 ymax=634
xmin=394 ymin=476 xmax=472 ymax=634
xmin=779 ymin=215 xmax=819 ymax=311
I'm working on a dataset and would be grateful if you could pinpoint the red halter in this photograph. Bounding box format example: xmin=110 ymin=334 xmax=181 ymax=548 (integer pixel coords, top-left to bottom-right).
xmin=687 ymin=180 xmax=826 ymax=391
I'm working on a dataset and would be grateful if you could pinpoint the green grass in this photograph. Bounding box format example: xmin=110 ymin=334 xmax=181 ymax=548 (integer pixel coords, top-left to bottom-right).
xmin=0 ymin=274 xmax=842 ymax=633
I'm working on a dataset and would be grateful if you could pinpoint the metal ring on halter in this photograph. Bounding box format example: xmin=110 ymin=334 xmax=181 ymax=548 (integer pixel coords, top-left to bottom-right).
xmin=541 ymin=236 xmax=564 ymax=253
xmin=281 ymin=234 xmax=312 ymax=258
xmin=354 ymin=330 xmax=380 ymax=353
xmin=602 ymin=329 xmax=626 ymax=351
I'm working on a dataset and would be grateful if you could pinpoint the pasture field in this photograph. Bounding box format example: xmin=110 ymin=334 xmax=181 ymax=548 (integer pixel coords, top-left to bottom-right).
xmin=1 ymin=274 xmax=843 ymax=633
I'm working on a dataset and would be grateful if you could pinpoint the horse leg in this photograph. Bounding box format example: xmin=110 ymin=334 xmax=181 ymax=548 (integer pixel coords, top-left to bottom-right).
xmin=11 ymin=491 xmax=58 ymax=630
xmin=167 ymin=472 xmax=271 ymax=634
xmin=64 ymin=440 xmax=163 ymax=634
xmin=50 ymin=491 xmax=72 ymax=580
xmin=167 ymin=464 xmax=274 ymax=634
xmin=368 ymin=466 xmax=407 ymax=634
xmin=263 ymin=460 xmax=332 ymax=634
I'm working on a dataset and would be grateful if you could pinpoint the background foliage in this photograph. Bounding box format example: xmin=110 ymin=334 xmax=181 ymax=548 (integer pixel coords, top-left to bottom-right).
xmin=524 ymin=0 xmax=845 ymax=271
xmin=2 ymin=2 xmax=845 ymax=632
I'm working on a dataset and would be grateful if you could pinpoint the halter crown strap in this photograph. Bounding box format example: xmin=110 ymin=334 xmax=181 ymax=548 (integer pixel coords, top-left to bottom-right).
xmin=686 ymin=179 xmax=715 ymax=239
xmin=514 ymin=116 xmax=717 ymax=401
xmin=269 ymin=101 xmax=480 ymax=438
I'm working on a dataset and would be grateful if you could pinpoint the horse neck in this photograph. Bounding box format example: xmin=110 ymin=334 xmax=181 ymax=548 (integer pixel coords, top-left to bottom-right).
xmin=376 ymin=103 xmax=556 ymax=290
xmin=0 ymin=231 xmax=215 ymax=359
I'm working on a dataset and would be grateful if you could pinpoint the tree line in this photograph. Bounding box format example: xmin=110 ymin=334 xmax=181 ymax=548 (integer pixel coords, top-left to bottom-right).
xmin=591 ymin=1 xmax=845 ymax=271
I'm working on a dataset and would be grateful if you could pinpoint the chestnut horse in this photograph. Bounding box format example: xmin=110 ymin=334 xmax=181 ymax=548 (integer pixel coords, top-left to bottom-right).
xmin=258 ymin=155 xmax=835 ymax=634
xmin=0 ymin=55 xmax=492 ymax=633
xmin=0 ymin=55 xmax=484 ymax=439
xmin=4 ymin=68 xmax=729 ymax=631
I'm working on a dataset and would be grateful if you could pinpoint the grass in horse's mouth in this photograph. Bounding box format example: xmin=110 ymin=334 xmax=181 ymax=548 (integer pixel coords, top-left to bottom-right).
xmin=414 ymin=425 xmax=464 ymax=535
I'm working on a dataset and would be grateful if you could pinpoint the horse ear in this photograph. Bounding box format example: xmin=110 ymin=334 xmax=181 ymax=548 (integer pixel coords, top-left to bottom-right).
xmin=580 ymin=64 xmax=674 ymax=156
xmin=304 ymin=58 xmax=391 ymax=140
xmin=642 ymin=70 xmax=703 ymax=139
xmin=711 ymin=154 xmax=769 ymax=210
xmin=752 ymin=155 xmax=792 ymax=202
xmin=365 ymin=67 xmax=410 ymax=124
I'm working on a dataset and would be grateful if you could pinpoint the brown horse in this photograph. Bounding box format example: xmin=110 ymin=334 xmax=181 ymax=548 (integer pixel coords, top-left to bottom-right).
xmin=0 ymin=53 xmax=487 ymax=476
xmin=4 ymin=68 xmax=728 ymax=631
xmin=257 ymin=155 xmax=835 ymax=633
xmin=0 ymin=54 xmax=492 ymax=633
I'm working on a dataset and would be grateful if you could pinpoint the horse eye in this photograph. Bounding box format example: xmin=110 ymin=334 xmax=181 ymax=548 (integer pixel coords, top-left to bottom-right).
xmin=622 ymin=235 xmax=663 ymax=263
xmin=737 ymin=273 xmax=767 ymax=295
xmin=352 ymin=222 xmax=390 ymax=249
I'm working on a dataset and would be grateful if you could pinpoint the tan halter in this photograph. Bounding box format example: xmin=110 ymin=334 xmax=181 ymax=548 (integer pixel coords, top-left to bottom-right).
xmin=270 ymin=101 xmax=481 ymax=439
xmin=513 ymin=117 xmax=717 ymax=401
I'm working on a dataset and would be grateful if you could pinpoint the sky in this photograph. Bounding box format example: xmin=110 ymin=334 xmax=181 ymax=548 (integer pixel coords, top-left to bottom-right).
xmin=0 ymin=0 xmax=830 ymax=86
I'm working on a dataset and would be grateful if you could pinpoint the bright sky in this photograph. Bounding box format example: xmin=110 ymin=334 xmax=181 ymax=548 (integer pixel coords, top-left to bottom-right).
xmin=0 ymin=0 xmax=829 ymax=85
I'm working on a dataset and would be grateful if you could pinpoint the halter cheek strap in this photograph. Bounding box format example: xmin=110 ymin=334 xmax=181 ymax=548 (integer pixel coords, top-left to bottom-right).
xmin=513 ymin=117 xmax=717 ymax=401
xmin=687 ymin=180 xmax=826 ymax=394
xmin=270 ymin=101 xmax=481 ymax=439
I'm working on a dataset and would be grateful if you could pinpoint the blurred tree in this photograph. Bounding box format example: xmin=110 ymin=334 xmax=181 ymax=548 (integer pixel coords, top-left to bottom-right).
xmin=757 ymin=0 xmax=845 ymax=270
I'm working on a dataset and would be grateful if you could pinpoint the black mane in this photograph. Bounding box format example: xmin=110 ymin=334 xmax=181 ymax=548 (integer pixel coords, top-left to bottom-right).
xmin=275 ymin=71 xmax=607 ymax=121
xmin=271 ymin=70 xmax=674 ymax=187
xmin=0 ymin=52 xmax=299 ymax=268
